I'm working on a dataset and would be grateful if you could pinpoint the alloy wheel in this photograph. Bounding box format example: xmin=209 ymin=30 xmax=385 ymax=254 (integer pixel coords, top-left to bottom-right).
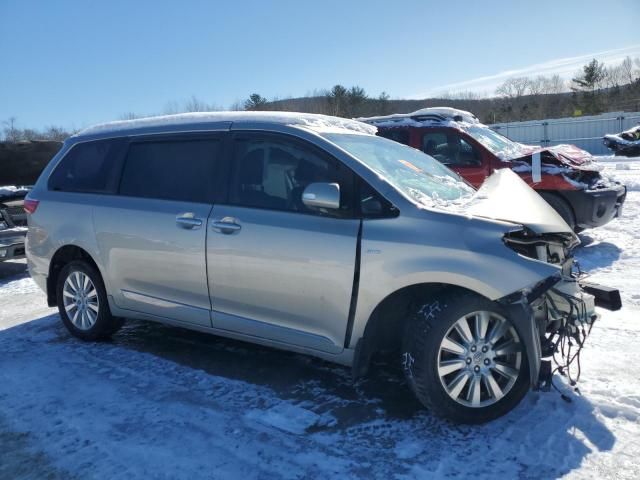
xmin=437 ymin=310 xmax=522 ymax=408
xmin=62 ymin=271 xmax=100 ymax=331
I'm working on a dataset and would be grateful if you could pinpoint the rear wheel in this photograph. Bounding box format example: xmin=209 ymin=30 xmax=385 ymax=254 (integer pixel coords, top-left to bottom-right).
xmin=402 ymin=292 xmax=530 ymax=424
xmin=56 ymin=260 xmax=123 ymax=341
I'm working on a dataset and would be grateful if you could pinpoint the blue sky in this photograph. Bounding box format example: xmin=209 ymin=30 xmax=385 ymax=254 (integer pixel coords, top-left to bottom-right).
xmin=1 ymin=0 xmax=639 ymax=130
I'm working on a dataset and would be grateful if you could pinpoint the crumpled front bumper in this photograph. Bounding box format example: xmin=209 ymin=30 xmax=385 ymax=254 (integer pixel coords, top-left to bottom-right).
xmin=561 ymin=183 xmax=627 ymax=229
xmin=0 ymin=227 xmax=27 ymax=261
xmin=499 ymin=273 xmax=620 ymax=389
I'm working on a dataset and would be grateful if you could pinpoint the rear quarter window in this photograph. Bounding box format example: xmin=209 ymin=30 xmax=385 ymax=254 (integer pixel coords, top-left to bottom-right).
xmin=48 ymin=138 xmax=125 ymax=193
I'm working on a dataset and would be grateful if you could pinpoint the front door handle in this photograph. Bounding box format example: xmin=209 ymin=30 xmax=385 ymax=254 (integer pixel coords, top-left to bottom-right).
xmin=176 ymin=214 xmax=203 ymax=229
xmin=211 ymin=217 xmax=241 ymax=234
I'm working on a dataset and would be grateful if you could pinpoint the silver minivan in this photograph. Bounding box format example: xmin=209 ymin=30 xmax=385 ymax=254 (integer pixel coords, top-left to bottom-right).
xmin=25 ymin=112 xmax=620 ymax=423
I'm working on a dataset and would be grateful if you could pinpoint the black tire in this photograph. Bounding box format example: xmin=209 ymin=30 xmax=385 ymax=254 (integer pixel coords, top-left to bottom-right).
xmin=56 ymin=260 xmax=124 ymax=341
xmin=539 ymin=192 xmax=577 ymax=231
xmin=402 ymin=291 xmax=530 ymax=424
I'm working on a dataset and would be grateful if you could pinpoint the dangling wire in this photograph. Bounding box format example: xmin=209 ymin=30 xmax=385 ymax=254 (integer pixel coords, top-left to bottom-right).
xmin=544 ymin=288 xmax=594 ymax=402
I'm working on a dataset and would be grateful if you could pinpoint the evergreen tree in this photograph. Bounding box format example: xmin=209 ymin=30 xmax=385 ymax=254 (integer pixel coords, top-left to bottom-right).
xmin=244 ymin=93 xmax=268 ymax=111
xmin=572 ymin=59 xmax=607 ymax=114
xmin=328 ymin=85 xmax=349 ymax=116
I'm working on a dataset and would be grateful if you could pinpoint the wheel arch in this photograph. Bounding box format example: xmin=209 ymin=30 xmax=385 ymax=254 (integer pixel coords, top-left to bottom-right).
xmin=47 ymin=245 xmax=102 ymax=307
xmin=352 ymin=282 xmax=489 ymax=378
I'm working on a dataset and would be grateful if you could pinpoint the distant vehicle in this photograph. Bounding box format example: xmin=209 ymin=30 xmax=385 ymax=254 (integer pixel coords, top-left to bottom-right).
xmin=26 ymin=112 xmax=620 ymax=423
xmin=603 ymin=124 xmax=640 ymax=157
xmin=360 ymin=108 xmax=627 ymax=232
xmin=0 ymin=187 xmax=29 ymax=262
xmin=0 ymin=140 xmax=60 ymax=263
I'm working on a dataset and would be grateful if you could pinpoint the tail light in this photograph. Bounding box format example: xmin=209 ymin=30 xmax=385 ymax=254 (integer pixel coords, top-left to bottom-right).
xmin=23 ymin=198 xmax=39 ymax=214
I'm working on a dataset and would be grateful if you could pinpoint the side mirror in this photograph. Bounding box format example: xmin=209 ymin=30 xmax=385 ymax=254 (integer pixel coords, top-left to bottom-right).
xmin=302 ymin=182 xmax=340 ymax=210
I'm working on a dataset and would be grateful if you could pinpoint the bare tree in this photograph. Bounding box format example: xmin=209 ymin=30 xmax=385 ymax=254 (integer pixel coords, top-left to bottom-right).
xmin=162 ymin=101 xmax=181 ymax=115
xmin=605 ymin=63 xmax=625 ymax=90
xmin=2 ymin=117 xmax=20 ymax=142
xmin=496 ymin=77 xmax=531 ymax=98
xmin=43 ymin=126 xmax=71 ymax=141
xmin=184 ymin=95 xmax=210 ymax=112
xmin=119 ymin=112 xmax=142 ymax=120
xmin=543 ymin=74 xmax=565 ymax=95
xmin=527 ymin=76 xmax=547 ymax=96
xmin=620 ymin=57 xmax=639 ymax=83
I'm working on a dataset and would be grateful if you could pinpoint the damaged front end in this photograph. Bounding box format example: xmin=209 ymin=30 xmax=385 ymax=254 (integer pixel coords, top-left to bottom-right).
xmin=501 ymin=227 xmax=621 ymax=391
xmin=603 ymin=125 xmax=640 ymax=157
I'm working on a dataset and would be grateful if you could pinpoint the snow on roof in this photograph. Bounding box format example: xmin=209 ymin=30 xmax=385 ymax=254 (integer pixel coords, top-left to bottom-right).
xmin=358 ymin=107 xmax=480 ymax=128
xmin=0 ymin=185 xmax=31 ymax=198
xmin=75 ymin=111 xmax=377 ymax=138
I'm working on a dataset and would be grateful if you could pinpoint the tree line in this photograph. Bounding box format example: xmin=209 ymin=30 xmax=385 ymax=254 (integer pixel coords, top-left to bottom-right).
xmin=3 ymin=56 xmax=640 ymax=142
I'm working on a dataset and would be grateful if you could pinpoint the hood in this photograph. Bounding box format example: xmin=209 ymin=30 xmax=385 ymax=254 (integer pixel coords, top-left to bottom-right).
xmin=464 ymin=169 xmax=573 ymax=234
xmin=515 ymin=143 xmax=598 ymax=169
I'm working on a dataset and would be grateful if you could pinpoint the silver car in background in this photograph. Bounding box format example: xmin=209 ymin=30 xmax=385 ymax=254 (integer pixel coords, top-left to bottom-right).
xmin=25 ymin=112 xmax=620 ymax=423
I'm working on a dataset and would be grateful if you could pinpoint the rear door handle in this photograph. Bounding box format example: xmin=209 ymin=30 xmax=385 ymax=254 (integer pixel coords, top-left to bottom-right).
xmin=211 ymin=217 xmax=241 ymax=234
xmin=176 ymin=214 xmax=203 ymax=229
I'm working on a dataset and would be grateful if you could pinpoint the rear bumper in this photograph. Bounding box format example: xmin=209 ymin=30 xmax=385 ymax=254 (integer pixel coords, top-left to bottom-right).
xmin=0 ymin=228 xmax=27 ymax=262
xmin=562 ymin=184 xmax=626 ymax=229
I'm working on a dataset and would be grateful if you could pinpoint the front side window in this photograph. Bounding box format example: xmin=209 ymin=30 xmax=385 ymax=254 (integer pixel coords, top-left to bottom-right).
xmin=119 ymin=139 xmax=220 ymax=203
xmin=323 ymin=132 xmax=474 ymax=209
xmin=421 ymin=132 xmax=481 ymax=167
xmin=378 ymin=129 xmax=410 ymax=146
xmin=48 ymin=138 xmax=124 ymax=193
xmin=230 ymin=136 xmax=354 ymax=216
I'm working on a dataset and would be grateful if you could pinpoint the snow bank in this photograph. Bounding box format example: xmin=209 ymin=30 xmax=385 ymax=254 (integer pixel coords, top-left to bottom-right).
xmin=596 ymin=159 xmax=640 ymax=191
xmin=75 ymin=112 xmax=377 ymax=137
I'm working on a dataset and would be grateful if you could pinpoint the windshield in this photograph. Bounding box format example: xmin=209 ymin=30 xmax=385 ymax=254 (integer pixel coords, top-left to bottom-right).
xmin=464 ymin=125 xmax=528 ymax=160
xmin=322 ymin=133 xmax=475 ymax=209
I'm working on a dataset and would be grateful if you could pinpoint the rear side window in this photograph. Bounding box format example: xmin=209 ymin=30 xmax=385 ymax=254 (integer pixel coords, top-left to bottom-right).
xmin=48 ymin=139 xmax=124 ymax=193
xmin=119 ymin=139 xmax=220 ymax=203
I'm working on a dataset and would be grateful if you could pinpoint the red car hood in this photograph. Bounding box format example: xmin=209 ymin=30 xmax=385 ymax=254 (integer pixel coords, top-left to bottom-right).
xmin=517 ymin=143 xmax=596 ymax=168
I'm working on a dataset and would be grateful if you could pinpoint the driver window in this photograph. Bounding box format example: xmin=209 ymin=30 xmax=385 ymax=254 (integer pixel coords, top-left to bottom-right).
xmin=421 ymin=132 xmax=481 ymax=167
xmin=230 ymin=136 xmax=354 ymax=216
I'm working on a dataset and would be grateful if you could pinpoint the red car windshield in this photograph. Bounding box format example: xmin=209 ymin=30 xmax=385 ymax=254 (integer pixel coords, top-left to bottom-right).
xmin=464 ymin=125 xmax=528 ymax=161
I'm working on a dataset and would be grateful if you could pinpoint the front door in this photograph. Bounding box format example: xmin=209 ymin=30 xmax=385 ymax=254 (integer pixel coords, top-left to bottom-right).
xmin=94 ymin=134 xmax=224 ymax=327
xmin=207 ymin=133 xmax=360 ymax=352
xmin=420 ymin=129 xmax=489 ymax=187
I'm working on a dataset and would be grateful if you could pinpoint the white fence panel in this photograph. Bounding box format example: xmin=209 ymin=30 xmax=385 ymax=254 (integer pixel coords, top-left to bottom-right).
xmin=490 ymin=111 xmax=640 ymax=155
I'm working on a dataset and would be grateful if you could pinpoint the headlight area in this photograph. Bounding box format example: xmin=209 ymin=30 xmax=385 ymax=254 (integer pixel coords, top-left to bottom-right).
xmin=498 ymin=266 xmax=621 ymax=395
xmin=503 ymin=227 xmax=579 ymax=265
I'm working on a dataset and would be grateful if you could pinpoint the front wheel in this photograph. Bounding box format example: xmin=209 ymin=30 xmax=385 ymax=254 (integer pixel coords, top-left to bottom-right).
xmin=56 ymin=260 xmax=124 ymax=341
xmin=539 ymin=192 xmax=577 ymax=232
xmin=402 ymin=292 xmax=530 ymax=424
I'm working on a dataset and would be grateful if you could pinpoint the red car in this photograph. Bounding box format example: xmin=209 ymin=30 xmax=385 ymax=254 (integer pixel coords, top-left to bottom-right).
xmin=360 ymin=108 xmax=626 ymax=231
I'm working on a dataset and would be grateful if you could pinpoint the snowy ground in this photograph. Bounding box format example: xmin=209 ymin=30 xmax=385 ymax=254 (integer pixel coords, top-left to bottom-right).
xmin=1 ymin=161 xmax=639 ymax=479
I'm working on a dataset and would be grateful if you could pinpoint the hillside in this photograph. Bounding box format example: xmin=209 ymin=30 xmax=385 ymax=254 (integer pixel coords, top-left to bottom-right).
xmin=262 ymin=84 xmax=640 ymax=124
